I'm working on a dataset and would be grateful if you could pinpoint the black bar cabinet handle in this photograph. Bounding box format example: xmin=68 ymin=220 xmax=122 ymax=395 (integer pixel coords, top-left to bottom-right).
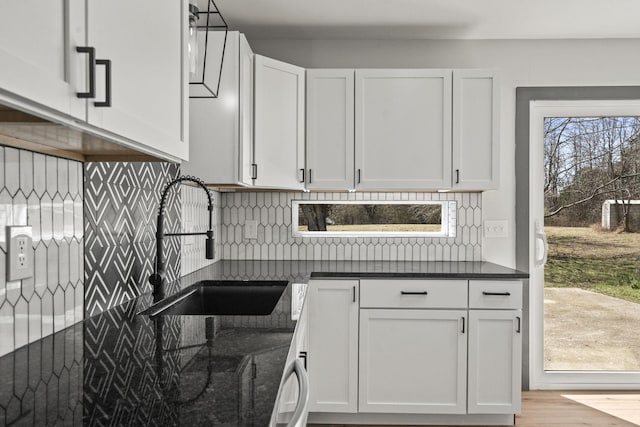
xmin=94 ymin=59 xmax=111 ymax=107
xmin=76 ymin=46 xmax=96 ymax=99
xmin=516 ymin=316 xmax=521 ymax=333
xmin=455 ymin=169 xmax=460 ymax=184
xmin=357 ymin=169 xmax=361 ymax=184
xmin=400 ymin=291 xmax=428 ymax=295
xmin=482 ymin=291 xmax=511 ymax=296
xmin=251 ymin=163 xmax=258 ymax=180
xmin=461 ymin=316 xmax=465 ymax=333
xmin=308 ymin=169 xmax=312 ymax=184
xmin=353 ymin=286 xmax=356 ymax=303
xmin=299 ymin=168 xmax=305 ymax=183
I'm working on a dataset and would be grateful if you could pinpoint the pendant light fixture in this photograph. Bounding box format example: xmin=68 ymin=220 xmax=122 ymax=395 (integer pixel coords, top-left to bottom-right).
xmin=188 ymin=0 xmax=228 ymax=98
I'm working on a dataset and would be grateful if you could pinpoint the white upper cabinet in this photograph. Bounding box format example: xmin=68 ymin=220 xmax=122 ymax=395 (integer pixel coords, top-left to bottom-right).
xmin=306 ymin=69 xmax=355 ymax=190
xmin=86 ymin=0 xmax=188 ymax=160
xmin=452 ymin=69 xmax=499 ymax=190
xmin=0 ymin=0 xmax=86 ymax=120
xmin=355 ymin=69 xmax=452 ymax=190
xmin=254 ymin=55 xmax=306 ymax=190
xmin=304 ymin=68 xmax=499 ymax=191
xmin=0 ymin=0 xmax=188 ymax=161
xmin=184 ymin=32 xmax=254 ymax=185
xmin=238 ymin=36 xmax=255 ymax=185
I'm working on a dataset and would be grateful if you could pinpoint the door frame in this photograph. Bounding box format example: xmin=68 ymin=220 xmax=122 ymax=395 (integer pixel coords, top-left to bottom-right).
xmin=528 ymin=99 xmax=640 ymax=389
xmin=515 ymin=86 xmax=640 ymax=390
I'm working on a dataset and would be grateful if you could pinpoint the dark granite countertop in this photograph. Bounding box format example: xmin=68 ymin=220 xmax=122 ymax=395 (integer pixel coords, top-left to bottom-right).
xmin=0 ymin=260 xmax=527 ymax=426
xmin=172 ymin=260 xmax=529 ymax=286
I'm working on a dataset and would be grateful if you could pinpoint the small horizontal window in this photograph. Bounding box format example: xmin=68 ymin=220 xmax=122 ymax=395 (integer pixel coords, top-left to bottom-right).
xmin=292 ymin=200 xmax=456 ymax=238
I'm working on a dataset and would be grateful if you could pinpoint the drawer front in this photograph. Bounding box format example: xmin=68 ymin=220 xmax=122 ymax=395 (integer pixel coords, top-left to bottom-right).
xmin=360 ymin=279 xmax=468 ymax=309
xmin=469 ymin=280 xmax=522 ymax=309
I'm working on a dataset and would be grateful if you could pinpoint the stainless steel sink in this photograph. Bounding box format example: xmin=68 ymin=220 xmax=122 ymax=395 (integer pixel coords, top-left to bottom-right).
xmin=141 ymin=280 xmax=288 ymax=317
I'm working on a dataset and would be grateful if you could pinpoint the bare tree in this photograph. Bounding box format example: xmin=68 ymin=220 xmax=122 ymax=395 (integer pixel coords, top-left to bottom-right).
xmin=543 ymin=116 xmax=640 ymax=231
xmin=301 ymin=204 xmax=328 ymax=231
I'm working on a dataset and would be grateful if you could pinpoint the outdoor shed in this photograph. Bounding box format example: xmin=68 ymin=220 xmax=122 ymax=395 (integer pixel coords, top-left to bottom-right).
xmin=601 ymin=200 xmax=640 ymax=231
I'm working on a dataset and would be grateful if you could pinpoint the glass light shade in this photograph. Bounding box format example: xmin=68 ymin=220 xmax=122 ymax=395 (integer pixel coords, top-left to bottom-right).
xmin=188 ymin=26 xmax=198 ymax=79
xmin=188 ymin=4 xmax=200 ymax=80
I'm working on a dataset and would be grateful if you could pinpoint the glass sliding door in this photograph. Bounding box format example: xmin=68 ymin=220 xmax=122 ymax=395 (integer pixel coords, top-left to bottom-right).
xmin=530 ymin=100 xmax=640 ymax=389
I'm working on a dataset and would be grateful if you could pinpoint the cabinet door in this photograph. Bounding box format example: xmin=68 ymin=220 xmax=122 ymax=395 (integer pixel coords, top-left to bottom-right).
xmin=452 ymin=69 xmax=499 ymax=190
xmin=0 ymin=0 xmax=86 ymax=120
xmin=308 ymin=280 xmax=359 ymax=413
xmin=468 ymin=310 xmax=522 ymax=414
xmin=185 ymin=32 xmax=254 ymax=185
xmin=86 ymin=0 xmax=188 ymax=160
xmin=306 ymin=69 xmax=355 ymax=190
xmin=355 ymin=69 xmax=452 ymax=190
xmin=359 ymin=309 xmax=467 ymax=414
xmin=254 ymin=55 xmax=305 ymax=190
xmin=238 ymin=34 xmax=254 ymax=185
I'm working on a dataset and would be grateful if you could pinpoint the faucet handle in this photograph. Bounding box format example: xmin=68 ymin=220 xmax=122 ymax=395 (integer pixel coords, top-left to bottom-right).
xmin=206 ymin=230 xmax=215 ymax=260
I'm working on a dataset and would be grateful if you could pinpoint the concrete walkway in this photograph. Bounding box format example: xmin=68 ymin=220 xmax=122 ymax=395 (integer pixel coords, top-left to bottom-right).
xmin=544 ymin=288 xmax=640 ymax=371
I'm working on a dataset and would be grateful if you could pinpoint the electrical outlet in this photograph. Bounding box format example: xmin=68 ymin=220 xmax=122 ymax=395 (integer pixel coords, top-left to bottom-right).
xmin=7 ymin=226 xmax=33 ymax=281
xmin=244 ymin=220 xmax=258 ymax=240
xmin=484 ymin=220 xmax=509 ymax=238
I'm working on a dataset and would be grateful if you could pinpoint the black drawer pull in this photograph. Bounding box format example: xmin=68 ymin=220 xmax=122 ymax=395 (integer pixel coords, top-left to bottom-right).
xmin=482 ymin=291 xmax=511 ymax=296
xmin=400 ymin=291 xmax=428 ymax=295
xmin=299 ymin=351 xmax=308 ymax=370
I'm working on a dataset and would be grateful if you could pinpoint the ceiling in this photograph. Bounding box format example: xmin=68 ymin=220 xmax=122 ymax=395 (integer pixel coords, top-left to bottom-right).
xmin=205 ymin=0 xmax=640 ymax=40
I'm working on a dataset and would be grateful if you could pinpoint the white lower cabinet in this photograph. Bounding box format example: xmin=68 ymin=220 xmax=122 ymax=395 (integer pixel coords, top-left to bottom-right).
xmin=468 ymin=280 xmax=523 ymax=414
xmin=307 ymin=278 xmax=522 ymax=425
xmin=468 ymin=310 xmax=522 ymax=414
xmin=307 ymin=279 xmax=359 ymax=413
xmin=359 ymin=309 xmax=467 ymax=414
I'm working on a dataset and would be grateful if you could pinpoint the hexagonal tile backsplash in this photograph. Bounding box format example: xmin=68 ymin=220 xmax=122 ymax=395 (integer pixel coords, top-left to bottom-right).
xmin=220 ymin=191 xmax=482 ymax=262
xmin=0 ymin=147 xmax=84 ymax=358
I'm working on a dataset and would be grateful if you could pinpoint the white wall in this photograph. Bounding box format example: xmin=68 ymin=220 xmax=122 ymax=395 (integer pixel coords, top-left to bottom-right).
xmin=247 ymin=38 xmax=640 ymax=268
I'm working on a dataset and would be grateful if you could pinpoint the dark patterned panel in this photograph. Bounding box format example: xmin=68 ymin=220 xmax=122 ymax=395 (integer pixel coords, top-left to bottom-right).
xmin=84 ymin=162 xmax=181 ymax=317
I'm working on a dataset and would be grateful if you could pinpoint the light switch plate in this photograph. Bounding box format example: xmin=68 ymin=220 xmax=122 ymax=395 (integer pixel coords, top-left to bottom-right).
xmin=6 ymin=225 xmax=33 ymax=281
xmin=244 ymin=220 xmax=258 ymax=240
xmin=484 ymin=220 xmax=509 ymax=238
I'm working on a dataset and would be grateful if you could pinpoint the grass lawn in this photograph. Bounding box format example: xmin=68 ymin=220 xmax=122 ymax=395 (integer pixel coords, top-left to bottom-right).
xmin=545 ymin=226 xmax=640 ymax=303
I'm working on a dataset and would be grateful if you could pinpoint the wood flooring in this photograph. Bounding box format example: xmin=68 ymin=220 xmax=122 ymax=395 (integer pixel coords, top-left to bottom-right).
xmin=309 ymin=390 xmax=640 ymax=427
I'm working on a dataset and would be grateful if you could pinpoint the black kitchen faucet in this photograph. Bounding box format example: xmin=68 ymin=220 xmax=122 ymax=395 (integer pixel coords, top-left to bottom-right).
xmin=149 ymin=175 xmax=214 ymax=298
